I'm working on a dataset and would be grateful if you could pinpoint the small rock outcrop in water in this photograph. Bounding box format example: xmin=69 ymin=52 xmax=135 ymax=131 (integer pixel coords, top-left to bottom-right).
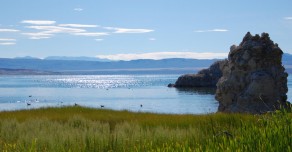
xmin=216 ymin=32 xmax=289 ymax=114
xmin=172 ymin=60 xmax=228 ymax=87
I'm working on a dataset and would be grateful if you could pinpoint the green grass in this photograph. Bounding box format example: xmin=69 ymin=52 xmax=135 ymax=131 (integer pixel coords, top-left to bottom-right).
xmin=0 ymin=106 xmax=291 ymax=151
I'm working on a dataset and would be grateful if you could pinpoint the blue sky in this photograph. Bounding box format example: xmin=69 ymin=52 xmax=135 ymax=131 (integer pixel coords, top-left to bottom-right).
xmin=0 ymin=0 xmax=292 ymax=60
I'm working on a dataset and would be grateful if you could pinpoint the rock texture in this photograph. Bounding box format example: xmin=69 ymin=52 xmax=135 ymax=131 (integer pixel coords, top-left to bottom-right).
xmin=215 ymin=32 xmax=289 ymax=114
xmin=173 ymin=60 xmax=227 ymax=87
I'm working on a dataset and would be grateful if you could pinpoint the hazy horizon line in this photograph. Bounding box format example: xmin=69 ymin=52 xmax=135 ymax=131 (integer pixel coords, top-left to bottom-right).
xmin=2 ymin=51 xmax=291 ymax=61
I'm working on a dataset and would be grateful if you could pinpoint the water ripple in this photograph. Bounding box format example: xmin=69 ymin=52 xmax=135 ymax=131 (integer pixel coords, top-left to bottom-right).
xmin=1 ymin=75 xmax=178 ymax=89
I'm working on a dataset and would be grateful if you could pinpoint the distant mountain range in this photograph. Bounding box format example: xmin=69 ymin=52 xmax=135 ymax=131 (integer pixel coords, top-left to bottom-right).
xmin=0 ymin=53 xmax=291 ymax=75
xmin=0 ymin=58 xmax=218 ymax=74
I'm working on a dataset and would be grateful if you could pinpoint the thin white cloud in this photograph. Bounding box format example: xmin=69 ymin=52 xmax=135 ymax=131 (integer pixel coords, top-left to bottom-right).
xmin=149 ymin=38 xmax=156 ymax=41
xmin=0 ymin=29 xmax=19 ymax=32
xmin=0 ymin=38 xmax=17 ymax=45
xmin=284 ymin=17 xmax=292 ymax=20
xmin=26 ymin=26 xmax=86 ymax=33
xmin=23 ymin=24 xmax=109 ymax=39
xmin=0 ymin=38 xmax=16 ymax=41
xmin=115 ymin=28 xmax=154 ymax=34
xmin=96 ymin=52 xmax=228 ymax=61
xmin=19 ymin=21 xmax=152 ymax=40
xmin=21 ymin=20 xmax=56 ymax=25
xmin=74 ymin=8 xmax=83 ymax=11
xmin=0 ymin=42 xmax=16 ymax=45
xmin=22 ymin=32 xmax=54 ymax=39
xmin=30 ymin=37 xmax=51 ymax=40
xmin=95 ymin=39 xmax=103 ymax=41
xmin=73 ymin=32 xmax=109 ymax=37
xmin=59 ymin=24 xmax=99 ymax=28
xmin=194 ymin=29 xmax=229 ymax=33
xmin=105 ymin=27 xmax=154 ymax=34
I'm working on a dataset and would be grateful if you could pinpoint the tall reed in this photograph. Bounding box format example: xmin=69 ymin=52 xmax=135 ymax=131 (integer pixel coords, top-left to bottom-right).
xmin=0 ymin=106 xmax=291 ymax=151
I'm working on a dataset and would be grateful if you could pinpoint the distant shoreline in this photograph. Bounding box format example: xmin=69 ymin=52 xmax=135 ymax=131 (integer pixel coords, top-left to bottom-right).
xmin=1 ymin=67 xmax=291 ymax=75
xmin=0 ymin=67 xmax=204 ymax=75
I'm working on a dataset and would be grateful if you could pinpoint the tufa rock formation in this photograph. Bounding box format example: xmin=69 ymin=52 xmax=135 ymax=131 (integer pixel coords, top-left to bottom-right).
xmin=215 ymin=32 xmax=289 ymax=114
xmin=171 ymin=60 xmax=228 ymax=87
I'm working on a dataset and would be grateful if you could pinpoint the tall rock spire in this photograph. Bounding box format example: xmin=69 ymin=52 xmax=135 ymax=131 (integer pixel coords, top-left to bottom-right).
xmin=215 ymin=32 xmax=288 ymax=114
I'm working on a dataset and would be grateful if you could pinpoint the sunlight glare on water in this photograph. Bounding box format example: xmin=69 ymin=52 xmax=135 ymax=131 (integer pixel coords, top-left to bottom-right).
xmin=35 ymin=75 xmax=170 ymax=89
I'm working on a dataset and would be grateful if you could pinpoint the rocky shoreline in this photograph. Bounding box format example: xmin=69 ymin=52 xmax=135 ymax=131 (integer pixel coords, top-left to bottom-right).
xmin=169 ymin=60 xmax=227 ymax=88
xmin=171 ymin=32 xmax=290 ymax=114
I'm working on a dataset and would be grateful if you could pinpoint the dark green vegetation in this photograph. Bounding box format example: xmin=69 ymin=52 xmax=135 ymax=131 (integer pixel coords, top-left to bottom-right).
xmin=0 ymin=106 xmax=291 ymax=151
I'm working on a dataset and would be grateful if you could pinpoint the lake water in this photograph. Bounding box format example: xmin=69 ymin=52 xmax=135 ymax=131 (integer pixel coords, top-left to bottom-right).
xmin=0 ymin=75 xmax=291 ymax=114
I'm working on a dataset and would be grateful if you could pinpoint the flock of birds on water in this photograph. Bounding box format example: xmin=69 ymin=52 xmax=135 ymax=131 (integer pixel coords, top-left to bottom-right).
xmin=22 ymin=95 xmax=143 ymax=109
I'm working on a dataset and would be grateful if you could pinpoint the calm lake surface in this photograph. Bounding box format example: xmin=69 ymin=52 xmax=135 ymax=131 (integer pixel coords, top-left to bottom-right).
xmin=0 ymin=75 xmax=291 ymax=114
